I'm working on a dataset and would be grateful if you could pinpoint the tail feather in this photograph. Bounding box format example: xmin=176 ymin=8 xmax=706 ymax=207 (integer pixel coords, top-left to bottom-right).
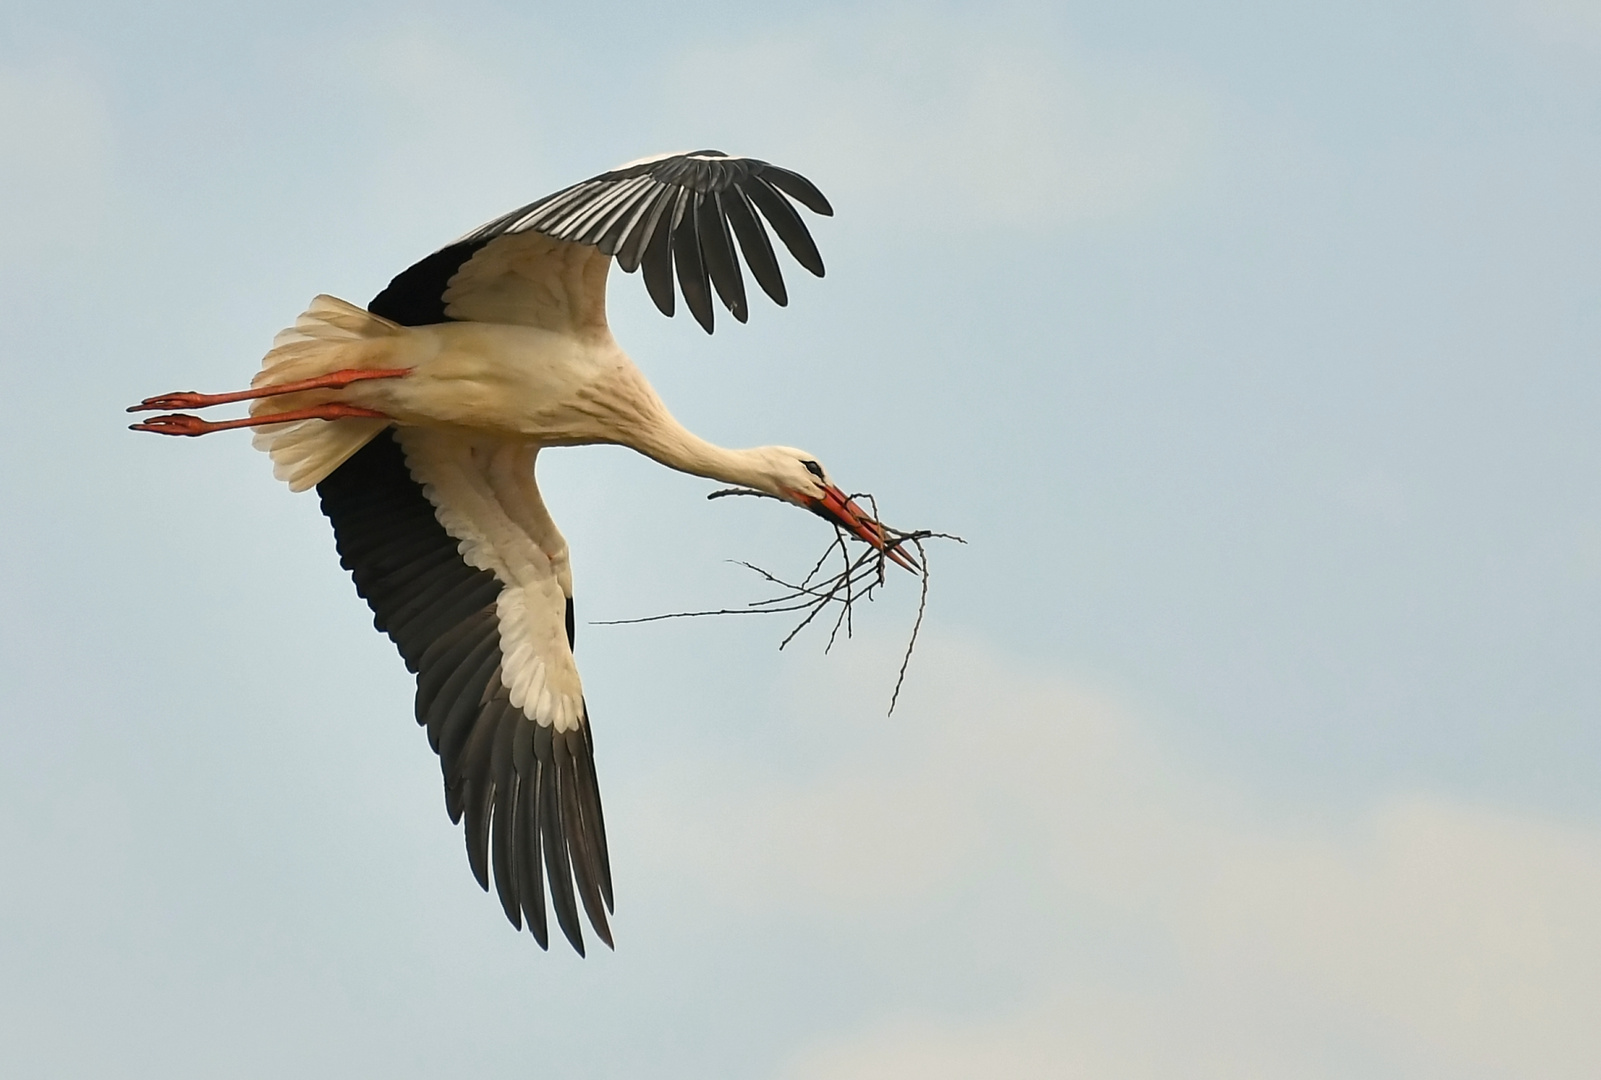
xmin=251 ymin=295 xmax=404 ymax=492
xmin=269 ymin=294 xmax=403 ymax=350
xmin=253 ymin=416 xmax=390 ymax=493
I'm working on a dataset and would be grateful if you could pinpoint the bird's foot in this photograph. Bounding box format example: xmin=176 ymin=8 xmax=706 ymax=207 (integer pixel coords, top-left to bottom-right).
xmin=129 ymin=391 xmax=218 ymax=413
xmin=130 ymin=412 xmax=221 ymax=436
xmin=130 ymin=403 xmax=390 ymax=436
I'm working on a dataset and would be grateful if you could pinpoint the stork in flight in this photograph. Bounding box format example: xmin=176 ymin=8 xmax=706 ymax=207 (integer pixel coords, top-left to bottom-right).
xmin=129 ymin=151 xmax=913 ymax=955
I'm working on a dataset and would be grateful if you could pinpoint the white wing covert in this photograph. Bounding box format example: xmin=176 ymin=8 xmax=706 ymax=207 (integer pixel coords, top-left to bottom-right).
xmin=441 ymin=232 xmax=612 ymax=333
xmin=396 ymin=430 xmax=584 ymax=731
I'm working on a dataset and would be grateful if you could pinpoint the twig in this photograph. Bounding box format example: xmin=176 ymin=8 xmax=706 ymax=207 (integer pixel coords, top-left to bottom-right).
xmin=597 ymin=486 xmax=964 ymax=714
xmin=887 ymin=537 xmax=932 ymax=715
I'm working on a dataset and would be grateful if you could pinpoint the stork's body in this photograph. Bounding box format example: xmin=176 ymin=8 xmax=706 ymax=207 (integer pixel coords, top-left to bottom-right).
xmin=130 ymin=151 xmax=906 ymax=955
xmin=266 ymin=312 xmax=660 ymax=449
xmin=345 ymin=321 xmax=629 ymax=440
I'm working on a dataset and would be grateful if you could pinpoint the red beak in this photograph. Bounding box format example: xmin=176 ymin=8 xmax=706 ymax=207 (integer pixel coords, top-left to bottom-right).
xmin=808 ymin=484 xmax=919 ymax=573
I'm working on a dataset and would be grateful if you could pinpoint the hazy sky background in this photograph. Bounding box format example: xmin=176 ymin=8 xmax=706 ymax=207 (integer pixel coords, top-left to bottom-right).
xmin=3 ymin=1 xmax=1599 ymax=1077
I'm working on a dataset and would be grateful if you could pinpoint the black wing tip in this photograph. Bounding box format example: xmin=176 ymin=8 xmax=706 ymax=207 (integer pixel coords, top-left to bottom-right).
xmin=532 ymin=152 xmax=831 ymax=331
xmin=759 ymin=164 xmax=835 ymax=217
xmin=413 ymin=153 xmax=833 ymax=334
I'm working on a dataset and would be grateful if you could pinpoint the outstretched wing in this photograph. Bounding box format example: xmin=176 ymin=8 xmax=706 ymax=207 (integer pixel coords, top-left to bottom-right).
xmin=317 ymin=429 xmax=611 ymax=954
xmin=371 ymin=151 xmax=833 ymax=336
xmin=311 ymin=267 xmax=614 ymax=953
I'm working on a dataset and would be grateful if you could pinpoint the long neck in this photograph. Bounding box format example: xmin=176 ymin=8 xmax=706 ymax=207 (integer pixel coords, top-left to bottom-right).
xmin=594 ymin=359 xmax=774 ymax=491
xmin=630 ymin=408 xmax=773 ymax=491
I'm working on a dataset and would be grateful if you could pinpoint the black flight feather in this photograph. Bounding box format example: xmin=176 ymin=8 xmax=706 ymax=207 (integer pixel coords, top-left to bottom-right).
xmin=567 ymin=723 xmax=614 ymax=909
xmin=640 ymin=194 xmax=680 ymax=317
xmin=491 ymin=712 xmax=521 ymax=927
xmin=459 ymin=700 xmax=509 ymax=890
xmin=760 ymin=165 xmax=834 ymax=216
xmin=512 ymin=720 xmax=549 ymax=948
xmin=699 ymin=192 xmax=748 ymax=322
xmin=560 ymin=732 xmax=614 ymax=947
xmin=536 ymin=723 xmax=585 ymax=955
xmin=723 ymin=184 xmax=788 ymax=306
xmin=672 ymin=200 xmax=715 ymax=333
xmin=414 ymin=609 xmax=496 ymax=730
xmin=744 ymin=177 xmax=826 ymax=278
xmin=424 ymin=632 xmax=501 ymax=758
xmin=397 ymin=579 xmax=503 ymax=672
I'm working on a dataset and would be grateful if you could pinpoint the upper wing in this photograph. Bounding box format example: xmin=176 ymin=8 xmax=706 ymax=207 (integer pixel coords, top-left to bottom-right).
xmin=442 ymin=232 xmax=613 ymax=333
xmin=315 ymin=426 xmax=612 ymax=955
xmin=370 ymin=151 xmax=833 ymax=336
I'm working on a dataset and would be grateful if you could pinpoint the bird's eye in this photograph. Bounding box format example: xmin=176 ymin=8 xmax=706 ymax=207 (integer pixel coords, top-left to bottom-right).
xmin=802 ymin=460 xmax=825 ymax=479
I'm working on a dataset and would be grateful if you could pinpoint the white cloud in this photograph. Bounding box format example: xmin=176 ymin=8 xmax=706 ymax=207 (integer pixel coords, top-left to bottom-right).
xmin=662 ymin=11 xmax=1214 ymax=231
xmin=0 ymin=57 xmax=114 ymax=254
xmin=630 ymin=635 xmax=1601 ymax=1078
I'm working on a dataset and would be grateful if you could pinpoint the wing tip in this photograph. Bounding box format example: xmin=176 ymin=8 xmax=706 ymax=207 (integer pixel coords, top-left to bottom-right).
xmin=510 ymin=152 xmax=831 ymax=331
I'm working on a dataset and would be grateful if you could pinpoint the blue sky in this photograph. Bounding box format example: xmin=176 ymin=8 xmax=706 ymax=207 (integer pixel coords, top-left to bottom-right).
xmin=2 ymin=1 xmax=1599 ymax=1076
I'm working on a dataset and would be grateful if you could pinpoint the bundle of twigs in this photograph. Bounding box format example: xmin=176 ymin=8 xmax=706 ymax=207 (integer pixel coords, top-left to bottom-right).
xmin=596 ymin=488 xmax=963 ymax=713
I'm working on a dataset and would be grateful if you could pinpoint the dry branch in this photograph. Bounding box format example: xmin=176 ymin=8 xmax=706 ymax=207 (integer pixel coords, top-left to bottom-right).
xmin=594 ymin=487 xmax=963 ymax=714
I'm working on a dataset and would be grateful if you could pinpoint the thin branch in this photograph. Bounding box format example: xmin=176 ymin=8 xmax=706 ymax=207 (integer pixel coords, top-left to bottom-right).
xmin=706 ymin=486 xmax=783 ymax=502
xmin=596 ymin=486 xmax=965 ymax=713
xmin=887 ymin=537 xmax=932 ymax=715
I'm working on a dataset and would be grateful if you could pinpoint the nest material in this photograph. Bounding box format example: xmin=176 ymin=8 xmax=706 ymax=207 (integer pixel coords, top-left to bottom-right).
xmin=596 ymin=488 xmax=963 ymax=713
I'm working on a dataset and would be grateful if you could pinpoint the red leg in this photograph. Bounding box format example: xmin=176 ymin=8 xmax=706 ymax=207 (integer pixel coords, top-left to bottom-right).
xmin=130 ymin=403 xmax=391 ymax=437
xmin=128 ymin=367 xmax=413 ymax=413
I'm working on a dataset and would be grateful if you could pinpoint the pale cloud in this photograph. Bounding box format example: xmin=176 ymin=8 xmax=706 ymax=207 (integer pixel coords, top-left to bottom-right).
xmin=631 ymin=636 xmax=1601 ymax=1078
xmin=0 ymin=57 xmax=114 ymax=255
xmin=662 ymin=11 xmax=1214 ymax=231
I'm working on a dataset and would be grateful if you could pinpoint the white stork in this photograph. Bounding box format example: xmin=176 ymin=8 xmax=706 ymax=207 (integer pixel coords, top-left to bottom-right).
xmin=129 ymin=151 xmax=913 ymax=955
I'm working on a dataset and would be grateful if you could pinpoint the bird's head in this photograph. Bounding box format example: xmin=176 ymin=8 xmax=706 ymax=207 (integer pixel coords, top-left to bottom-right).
xmin=749 ymin=447 xmax=917 ymax=572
